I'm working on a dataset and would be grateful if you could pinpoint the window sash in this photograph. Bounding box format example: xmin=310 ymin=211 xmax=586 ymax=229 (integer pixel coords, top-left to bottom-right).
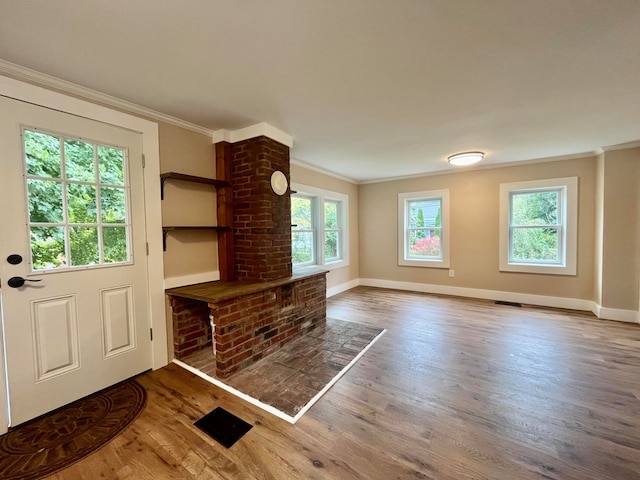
xmin=499 ymin=177 xmax=577 ymax=275
xmin=291 ymin=190 xmax=347 ymax=268
xmin=398 ymin=190 xmax=449 ymax=268
xmin=508 ymin=188 xmax=564 ymax=265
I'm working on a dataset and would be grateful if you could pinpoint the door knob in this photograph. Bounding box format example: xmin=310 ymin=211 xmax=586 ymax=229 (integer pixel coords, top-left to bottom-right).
xmin=7 ymin=277 xmax=42 ymax=288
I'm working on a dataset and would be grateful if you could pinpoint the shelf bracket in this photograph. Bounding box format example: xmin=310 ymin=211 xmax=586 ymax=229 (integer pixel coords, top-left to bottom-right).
xmin=160 ymin=177 xmax=168 ymax=200
xmin=162 ymin=229 xmax=169 ymax=251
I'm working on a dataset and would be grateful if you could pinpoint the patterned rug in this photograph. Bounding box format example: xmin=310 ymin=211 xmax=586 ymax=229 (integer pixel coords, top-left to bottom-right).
xmin=0 ymin=379 xmax=146 ymax=480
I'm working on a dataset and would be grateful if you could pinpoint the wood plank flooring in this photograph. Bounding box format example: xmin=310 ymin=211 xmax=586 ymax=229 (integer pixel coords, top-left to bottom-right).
xmin=48 ymin=287 xmax=640 ymax=480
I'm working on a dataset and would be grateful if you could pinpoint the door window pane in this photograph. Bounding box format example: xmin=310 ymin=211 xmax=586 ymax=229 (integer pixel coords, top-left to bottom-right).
xmin=64 ymin=139 xmax=95 ymax=182
xmin=67 ymin=184 xmax=97 ymax=223
xmin=98 ymin=146 xmax=125 ymax=185
xmin=69 ymin=227 xmax=99 ymax=266
xmin=30 ymin=226 xmax=66 ymax=270
xmin=101 ymin=187 xmax=127 ymax=223
xmin=27 ymin=179 xmax=64 ymax=223
xmin=103 ymin=227 xmax=128 ymax=263
xmin=24 ymin=130 xmax=61 ymax=178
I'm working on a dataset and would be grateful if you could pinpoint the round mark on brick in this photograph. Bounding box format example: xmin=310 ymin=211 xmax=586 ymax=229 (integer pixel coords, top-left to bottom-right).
xmin=312 ymin=459 xmax=324 ymax=468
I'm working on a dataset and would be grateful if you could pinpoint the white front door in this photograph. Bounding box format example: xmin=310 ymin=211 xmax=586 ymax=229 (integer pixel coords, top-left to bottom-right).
xmin=0 ymin=95 xmax=152 ymax=427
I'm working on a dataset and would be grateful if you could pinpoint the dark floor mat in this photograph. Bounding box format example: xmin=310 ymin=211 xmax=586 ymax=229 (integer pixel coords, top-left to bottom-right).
xmin=194 ymin=407 xmax=253 ymax=448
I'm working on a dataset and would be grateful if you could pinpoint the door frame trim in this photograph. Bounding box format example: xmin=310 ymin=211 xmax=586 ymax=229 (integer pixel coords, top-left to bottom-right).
xmin=0 ymin=75 xmax=168 ymax=434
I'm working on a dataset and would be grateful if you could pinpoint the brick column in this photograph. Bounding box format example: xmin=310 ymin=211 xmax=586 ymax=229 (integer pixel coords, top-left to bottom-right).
xmin=231 ymin=136 xmax=292 ymax=282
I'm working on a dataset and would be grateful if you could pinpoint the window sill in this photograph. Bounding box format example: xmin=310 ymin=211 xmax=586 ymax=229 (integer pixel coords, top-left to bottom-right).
xmin=500 ymin=262 xmax=576 ymax=275
xmin=399 ymin=258 xmax=449 ymax=269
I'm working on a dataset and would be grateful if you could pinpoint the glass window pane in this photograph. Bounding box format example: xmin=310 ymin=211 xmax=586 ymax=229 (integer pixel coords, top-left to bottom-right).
xmin=30 ymin=226 xmax=66 ymax=270
xmin=408 ymin=229 xmax=441 ymax=258
xmin=409 ymin=199 xmax=441 ymax=228
xmin=291 ymin=197 xmax=312 ymax=229
xmin=64 ymin=139 xmax=95 ymax=182
xmin=324 ymin=201 xmax=338 ymax=229
xmin=292 ymin=231 xmax=314 ymax=264
xmin=24 ymin=130 xmax=61 ymax=178
xmin=511 ymin=227 xmax=559 ymax=262
xmin=67 ymin=183 xmax=97 ymax=224
xmin=103 ymin=227 xmax=128 ymax=263
xmin=325 ymin=231 xmax=338 ymax=260
xmin=98 ymin=146 xmax=125 ymax=185
xmin=69 ymin=226 xmax=99 ymax=266
xmin=101 ymin=187 xmax=127 ymax=223
xmin=511 ymin=191 xmax=558 ymax=226
xmin=28 ymin=179 xmax=64 ymax=223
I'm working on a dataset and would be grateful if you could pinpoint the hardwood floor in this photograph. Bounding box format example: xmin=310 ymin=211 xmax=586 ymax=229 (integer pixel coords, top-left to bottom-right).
xmin=48 ymin=287 xmax=640 ymax=480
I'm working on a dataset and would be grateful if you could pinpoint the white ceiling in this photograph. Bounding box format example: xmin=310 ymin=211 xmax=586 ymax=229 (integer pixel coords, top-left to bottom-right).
xmin=1 ymin=0 xmax=639 ymax=182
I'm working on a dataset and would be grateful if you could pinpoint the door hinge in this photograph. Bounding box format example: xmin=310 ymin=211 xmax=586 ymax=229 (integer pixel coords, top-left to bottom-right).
xmin=150 ymin=328 xmax=153 ymax=341
xmin=142 ymin=154 xmax=146 ymax=168
xmin=146 ymin=242 xmax=149 ymax=255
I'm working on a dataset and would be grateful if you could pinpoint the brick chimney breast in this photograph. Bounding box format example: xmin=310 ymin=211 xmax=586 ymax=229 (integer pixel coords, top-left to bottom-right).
xmin=231 ymin=136 xmax=292 ymax=282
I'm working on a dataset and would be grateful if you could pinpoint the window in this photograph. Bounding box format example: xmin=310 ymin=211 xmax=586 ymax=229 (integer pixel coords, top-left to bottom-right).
xmin=398 ymin=189 xmax=450 ymax=268
xmin=291 ymin=184 xmax=349 ymax=270
xmin=499 ymin=177 xmax=577 ymax=275
xmin=23 ymin=128 xmax=131 ymax=271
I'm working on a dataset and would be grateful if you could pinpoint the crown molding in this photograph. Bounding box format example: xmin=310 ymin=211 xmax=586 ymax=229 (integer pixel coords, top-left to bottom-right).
xmin=601 ymin=140 xmax=640 ymax=152
xmin=290 ymin=157 xmax=357 ymax=184
xmin=359 ymin=151 xmax=600 ymax=185
xmin=0 ymin=58 xmax=215 ymax=137
xmin=212 ymin=122 xmax=293 ymax=148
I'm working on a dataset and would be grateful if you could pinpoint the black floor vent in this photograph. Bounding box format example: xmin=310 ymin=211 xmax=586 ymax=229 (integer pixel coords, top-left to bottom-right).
xmin=194 ymin=407 xmax=253 ymax=448
xmin=495 ymin=300 xmax=522 ymax=307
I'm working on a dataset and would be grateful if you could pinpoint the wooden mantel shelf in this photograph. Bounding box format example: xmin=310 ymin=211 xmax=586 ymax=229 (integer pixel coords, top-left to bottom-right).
xmin=165 ymin=266 xmax=328 ymax=304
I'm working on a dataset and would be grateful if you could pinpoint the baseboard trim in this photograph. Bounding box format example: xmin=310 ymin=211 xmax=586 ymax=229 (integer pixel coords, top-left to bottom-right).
xmin=591 ymin=304 xmax=639 ymax=323
xmin=327 ymin=279 xmax=360 ymax=298
xmin=359 ymin=278 xmax=594 ymax=311
xmin=164 ymin=271 xmax=220 ymax=289
xmin=357 ymin=278 xmax=640 ymax=324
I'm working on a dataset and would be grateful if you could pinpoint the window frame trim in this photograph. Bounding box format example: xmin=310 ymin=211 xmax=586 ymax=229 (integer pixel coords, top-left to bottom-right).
xmin=291 ymin=183 xmax=349 ymax=271
xmin=499 ymin=177 xmax=578 ymax=275
xmin=398 ymin=189 xmax=450 ymax=268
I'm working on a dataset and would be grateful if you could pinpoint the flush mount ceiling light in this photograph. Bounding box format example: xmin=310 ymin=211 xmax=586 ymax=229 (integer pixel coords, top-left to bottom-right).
xmin=447 ymin=151 xmax=484 ymax=166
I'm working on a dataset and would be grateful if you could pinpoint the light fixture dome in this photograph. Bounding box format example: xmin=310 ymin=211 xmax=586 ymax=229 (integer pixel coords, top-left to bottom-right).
xmin=447 ymin=151 xmax=484 ymax=166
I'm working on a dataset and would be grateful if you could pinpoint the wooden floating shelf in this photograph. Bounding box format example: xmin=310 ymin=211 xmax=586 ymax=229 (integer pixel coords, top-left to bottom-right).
xmin=162 ymin=226 xmax=231 ymax=251
xmin=160 ymin=172 xmax=229 ymax=199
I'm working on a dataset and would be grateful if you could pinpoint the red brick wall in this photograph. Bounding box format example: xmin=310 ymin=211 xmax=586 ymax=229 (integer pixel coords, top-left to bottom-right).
xmin=211 ymin=273 xmax=326 ymax=378
xmin=170 ymin=296 xmax=212 ymax=359
xmin=231 ymin=136 xmax=292 ymax=282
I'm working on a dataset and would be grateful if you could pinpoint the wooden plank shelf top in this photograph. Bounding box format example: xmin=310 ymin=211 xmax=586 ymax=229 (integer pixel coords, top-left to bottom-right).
xmin=160 ymin=172 xmax=229 ymax=199
xmin=162 ymin=226 xmax=230 ymax=251
xmin=165 ymin=266 xmax=327 ymax=303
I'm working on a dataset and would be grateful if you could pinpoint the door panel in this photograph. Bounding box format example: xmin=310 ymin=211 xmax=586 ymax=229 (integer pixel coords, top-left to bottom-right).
xmin=0 ymin=96 xmax=151 ymax=426
xmin=100 ymin=285 xmax=135 ymax=357
xmin=32 ymin=295 xmax=79 ymax=379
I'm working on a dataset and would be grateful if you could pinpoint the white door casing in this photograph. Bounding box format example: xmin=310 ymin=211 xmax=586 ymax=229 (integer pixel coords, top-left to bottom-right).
xmin=0 ymin=76 xmax=167 ymax=434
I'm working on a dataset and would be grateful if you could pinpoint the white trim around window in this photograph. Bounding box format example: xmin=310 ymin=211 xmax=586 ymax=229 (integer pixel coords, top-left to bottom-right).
xmin=398 ymin=189 xmax=450 ymax=268
xmin=499 ymin=177 xmax=578 ymax=275
xmin=291 ymin=183 xmax=349 ymax=270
